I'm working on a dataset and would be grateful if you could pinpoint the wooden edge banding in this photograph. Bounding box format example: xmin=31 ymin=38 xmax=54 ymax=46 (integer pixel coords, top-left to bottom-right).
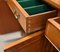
xmin=45 ymin=35 xmax=60 ymax=52
xmin=4 ymin=30 xmax=44 ymax=50
xmin=48 ymin=17 xmax=60 ymax=30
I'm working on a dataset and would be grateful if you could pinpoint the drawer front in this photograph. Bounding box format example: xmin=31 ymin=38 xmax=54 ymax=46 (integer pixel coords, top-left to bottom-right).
xmin=26 ymin=10 xmax=57 ymax=33
xmin=46 ymin=22 xmax=60 ymax=50
xmin=19 ymin=10 xmax=57 ymax=33
xmin=4 ymin=31 xmax=44 ymax=52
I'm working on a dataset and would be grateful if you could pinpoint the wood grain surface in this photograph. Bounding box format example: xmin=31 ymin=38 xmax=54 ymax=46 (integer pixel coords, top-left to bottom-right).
xmin=0 ymin=0 xmax=21 ymax=34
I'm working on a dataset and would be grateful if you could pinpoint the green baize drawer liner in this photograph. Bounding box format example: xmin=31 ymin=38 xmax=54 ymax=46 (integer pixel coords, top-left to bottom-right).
xmin=17 ymin=0 xmax=54 ymax=15
xmin=17 ymin=0 xmax=43 ymax=8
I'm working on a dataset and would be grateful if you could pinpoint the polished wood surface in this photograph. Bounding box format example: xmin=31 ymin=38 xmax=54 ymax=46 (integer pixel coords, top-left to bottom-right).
xmin=44 ymin=0 xmax=60 ymax=9
xmin=0 ymin=0 xmax=21 ymax=34
xmin=45 ymin=17 xmax=60 ymax=50
xmin=4 ymin=30 xmax=57 ymax=52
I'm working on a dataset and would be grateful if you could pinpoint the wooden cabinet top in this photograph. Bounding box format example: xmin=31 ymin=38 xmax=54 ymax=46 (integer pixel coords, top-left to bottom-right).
xmin=44 ymin=0 xmax=60 ymax=9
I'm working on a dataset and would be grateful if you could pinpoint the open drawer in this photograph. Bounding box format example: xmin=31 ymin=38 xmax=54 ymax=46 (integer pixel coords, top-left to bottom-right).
xmin=4 ymin=30 xmax=44 ymax=52
xmin=45 ymin=17 xmax=60 ymax=51
xmin=6 ymin=0 xmax=57 ymax=33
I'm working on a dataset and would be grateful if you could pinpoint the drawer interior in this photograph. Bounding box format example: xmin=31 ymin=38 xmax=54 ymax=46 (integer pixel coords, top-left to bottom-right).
xmin=17 ymin=0 xmax=55 ymax=15
xmin=55 ymin=18 xmax=60 ymax=24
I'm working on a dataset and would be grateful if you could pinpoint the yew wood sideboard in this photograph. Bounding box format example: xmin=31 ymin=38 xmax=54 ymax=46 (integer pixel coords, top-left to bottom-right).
xmin=0 ymin=0 xmax=59 ymax=52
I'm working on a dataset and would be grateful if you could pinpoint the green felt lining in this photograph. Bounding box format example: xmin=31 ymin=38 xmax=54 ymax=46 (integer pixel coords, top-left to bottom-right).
xmin=17 ymin=0 xmax=43 ymax=8
xmin=16 ymin=0 xmax=55 ymax=15
xmin=17 ymin=0 xmax=29 ymax=2
xmin=24 ymin=4 xmax=54 ymax=15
